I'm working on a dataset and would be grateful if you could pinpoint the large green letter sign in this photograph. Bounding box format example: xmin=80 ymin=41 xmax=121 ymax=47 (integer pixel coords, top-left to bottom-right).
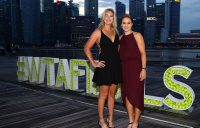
xmin=17 ymin=57 xmax=196 ymax=111
xmin=42 ymin=58 xmax=59 ymax=86
xmin=70 ymin=59 xmax=97 ymax=95
xmin=17 ymin=56 xmax=29 ymax=81
xmin=55 ymin=59 xmax=70 ymax=89
xmin=163 ymin=65 xmax=195 ymax=110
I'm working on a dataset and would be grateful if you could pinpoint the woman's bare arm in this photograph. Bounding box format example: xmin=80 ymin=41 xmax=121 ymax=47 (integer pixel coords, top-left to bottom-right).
xmin=84 ymin=29 xmax=105 ymax=68
xmin=134 ymin=32 xmax=147 ymax=81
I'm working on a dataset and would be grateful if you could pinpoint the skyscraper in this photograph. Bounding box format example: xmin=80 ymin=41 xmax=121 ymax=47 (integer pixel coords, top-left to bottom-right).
xmin=0 ymin=0 xmax=23 ymax=45
xmin=164 ymin=0 xmax=170 ymax=32
xmin=147 ymin=0 xmax=156 ymax=17
xmin=10 ymin=0 xmax=23 ymax=44
xmin=42 ymin=0 xmax=54 ymax=44
xmin=161 ymin=0 xmax=180 ymax=43
xmin=145 ymin=0 xmax=156 ymax=45
xmin=68 ymin=16 xmax=95 ymax=47
xmin=129 ymin=0 xmax=144 ymax=34
xmin=144 ymin=17 xmax=156 ymax=45
xmin=129 ymin=0 xmax=144 ymax=18
xmin=85 ymin=0 xmax=98 ymax=22
xmin=68 ymin=0 xmax=79 ymax=16
xmin=0 ymin=0 xmax=11 ymax=43
xmin=115 ymin=0 xmax=126 ymax=34
xmin=52 ymin=1 xmax=68 ymax=44
xmin=155 ymin=3 xmax=165 ymax=42
xmin=0 ymin=1 xmax=3 ymax=42
xmin=115 ymin=0 xmax=126 ymax=19
xmin=170 ymin=0 xmax=180 ymax=35
xmin=21 ymin=0 xmax=41 ymax=44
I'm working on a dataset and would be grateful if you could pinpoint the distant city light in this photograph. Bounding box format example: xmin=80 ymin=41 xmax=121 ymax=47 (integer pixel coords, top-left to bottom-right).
xmin=147 ymin=17 xmax=157 ymax=20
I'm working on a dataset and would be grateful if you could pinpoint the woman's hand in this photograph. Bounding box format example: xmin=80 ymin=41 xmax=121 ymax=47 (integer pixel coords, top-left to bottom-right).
xmin=140 ymin=69 xmax=146 ymax=81
xmin=92 ymin=61 xmax=106 ymax=68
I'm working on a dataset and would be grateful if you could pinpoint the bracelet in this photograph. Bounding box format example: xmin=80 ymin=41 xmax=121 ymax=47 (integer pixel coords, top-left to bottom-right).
xmin=142 ymin=67 xmax=146 ymax=70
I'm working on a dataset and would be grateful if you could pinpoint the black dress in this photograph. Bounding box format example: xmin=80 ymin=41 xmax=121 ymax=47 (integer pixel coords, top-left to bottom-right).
xmin=92 ymin=31 xmax=122 ymax=86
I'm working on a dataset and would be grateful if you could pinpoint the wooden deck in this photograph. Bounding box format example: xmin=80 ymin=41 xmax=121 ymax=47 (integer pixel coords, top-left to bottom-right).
xmin=0 ymin=80 xmax=196 ymax=128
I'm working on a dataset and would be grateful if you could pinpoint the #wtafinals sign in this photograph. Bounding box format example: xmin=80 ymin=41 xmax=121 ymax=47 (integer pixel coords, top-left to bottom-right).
xmin=17 ymin=56 xmax=195 ymax=111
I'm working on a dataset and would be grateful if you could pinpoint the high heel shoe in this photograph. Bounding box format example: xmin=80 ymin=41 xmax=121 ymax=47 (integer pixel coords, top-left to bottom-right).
xmin=98 ymin=121 xmax=101 ymax=128
xmin=132 ymin=123 xmax=139 ymax=128
xmin=106 ymin=118 xmax=115 ymax=128
xmin=127 ymin=122 xmax=133 ymax=128
xmin=98 ymin=120 xmax=108 ymax=128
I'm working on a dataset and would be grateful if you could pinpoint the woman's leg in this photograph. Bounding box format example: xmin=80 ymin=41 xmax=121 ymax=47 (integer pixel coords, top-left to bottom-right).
xmin=107 ymin=84 xmax=117 ymax=127
xmin=98 ymin=85 xmax=109 ymax=128
xmin=125 ymin=97 xmax=135 ymax=128
xmin=132 ymin=107 xmax=141 ymax=128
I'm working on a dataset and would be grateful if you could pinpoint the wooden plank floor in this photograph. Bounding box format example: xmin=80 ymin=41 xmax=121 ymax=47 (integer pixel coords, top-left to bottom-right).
xmin=0 ymin=81 xmax=195 ymax=128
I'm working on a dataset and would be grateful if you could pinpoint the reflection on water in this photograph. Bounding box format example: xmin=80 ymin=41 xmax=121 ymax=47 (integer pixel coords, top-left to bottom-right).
xmin=147 ymin=49 xmax=200 ymax=67
xmin=19 ymin=48 xmax=200 ymax=67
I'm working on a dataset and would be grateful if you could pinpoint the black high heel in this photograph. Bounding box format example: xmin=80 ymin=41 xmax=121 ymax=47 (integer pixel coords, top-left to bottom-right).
xmin=98 ymin=121 xmax=101 ymax=128
xmin=127 ymin=122 xmax=133 ymax=128
xmin=106 ymin=118 xmax=115 ymax=128
xmin=98 ymin=120 xmax=108 ymax=128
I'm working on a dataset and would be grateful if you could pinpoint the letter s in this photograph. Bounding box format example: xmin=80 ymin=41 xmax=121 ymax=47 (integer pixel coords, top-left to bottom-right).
xmin=163 ymin=65 xmax=195 ymax=110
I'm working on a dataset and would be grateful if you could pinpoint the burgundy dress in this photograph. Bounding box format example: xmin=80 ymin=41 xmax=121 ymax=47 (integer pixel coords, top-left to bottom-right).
xmin=119 ymin=33 xmax=144 ymax=112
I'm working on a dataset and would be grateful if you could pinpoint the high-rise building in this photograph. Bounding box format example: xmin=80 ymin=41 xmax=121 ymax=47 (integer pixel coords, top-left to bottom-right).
xmin=147 ymin=0 xmax=156 ymax=17
xmin=52 ymin=1 xmax=68 ymax=44
xmin=145 ymin=0 xmax=156 ymax=45
xmin=0 ymin=0 xmax=11 ymax=43
xmin=67 ymin=0 xmax=79 ymax=16
xmin=85 ymin=0 xmax=98 ymax=22
xmin=129 ymin=0 xmax=144 ymax=18
xmin=10 ymin=0 xmax=23 ymax=44
xmin=164 ymin=0 xmax=170 ymax=33
xmin=115 ymin=0 xmax=126 ymax=19
xmin=68 ymin=16 xmax=95 ymax=47
xmin=115 ymin=0 xmax=126 ymax=34
xmin=161 ymin=0 xmax=170 ymax=43
xmin=133 ymin=17 xmax=144 ymax=34
xmin=144 ymin=17 xmax=156 ymax=45
xmin=170 ymin=0 xmax=180 ymax=35
xmin=21 ymin=0 xmax=41 ymax=44
xmin=42 ymin=0 xmax=54 ymax=44
xmin=42 ymin=0 xmax=79 ymax=46
xmin=129 ymin=0 xmax=144 ymax=34
xmin=0 ymin=1 xmax=3 ymax=42
xmin=161 ymin=0 xmax=180 ymax=43
xmin=191 ymin=30 xmax=200 ymax=34
xmin=0 ymin=0 xmax=23 ymax=45
xmin=155 ymin=3 xmax=165 ymax=42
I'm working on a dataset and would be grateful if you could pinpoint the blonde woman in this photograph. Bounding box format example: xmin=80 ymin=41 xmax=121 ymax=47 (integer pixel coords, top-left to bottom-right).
xmin=84 ymin=8 xmax=122 ymax=128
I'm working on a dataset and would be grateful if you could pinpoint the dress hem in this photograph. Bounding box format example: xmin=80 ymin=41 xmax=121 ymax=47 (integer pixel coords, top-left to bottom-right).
xmin=122 ymin=95 xmax=144 ymax=112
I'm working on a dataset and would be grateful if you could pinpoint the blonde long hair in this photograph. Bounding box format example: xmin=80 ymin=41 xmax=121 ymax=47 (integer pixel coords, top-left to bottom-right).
xmin=98 ymin=8 xmax=118 ymax=34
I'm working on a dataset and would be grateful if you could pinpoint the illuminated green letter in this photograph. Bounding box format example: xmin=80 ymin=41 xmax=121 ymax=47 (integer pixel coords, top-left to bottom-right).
xmin=41 ymin=58 xmax=59 ymax=86
xmin=17 ymin=56 xmax=29 ymax=81
xmin=163 ymin=65 xmax=195 ymax=110
xmin=70 ymin=59 xmax=97 ymax=94
xmin=56 ymin=59 xmax=70 ymax=89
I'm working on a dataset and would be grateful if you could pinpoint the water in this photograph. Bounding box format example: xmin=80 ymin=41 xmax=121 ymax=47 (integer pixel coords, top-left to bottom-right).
xmin=147 ymin=48 xmax=200 ymax=67
xmin=18 ymin=48 xmax=200 ymax=67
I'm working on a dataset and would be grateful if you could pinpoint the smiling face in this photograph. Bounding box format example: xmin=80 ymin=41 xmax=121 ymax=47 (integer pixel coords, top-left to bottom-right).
xmin=103 ymin=10 xmax=114 ymax=25
xmin=98 ymin=8 xmax=118 ymax=32
xmin=121 ymin=17 xmax=133 ymax=33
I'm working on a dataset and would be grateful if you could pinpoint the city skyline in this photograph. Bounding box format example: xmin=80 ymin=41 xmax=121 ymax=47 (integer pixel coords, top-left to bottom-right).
xmin=66 ymin=0 xmax=199 ymax=33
